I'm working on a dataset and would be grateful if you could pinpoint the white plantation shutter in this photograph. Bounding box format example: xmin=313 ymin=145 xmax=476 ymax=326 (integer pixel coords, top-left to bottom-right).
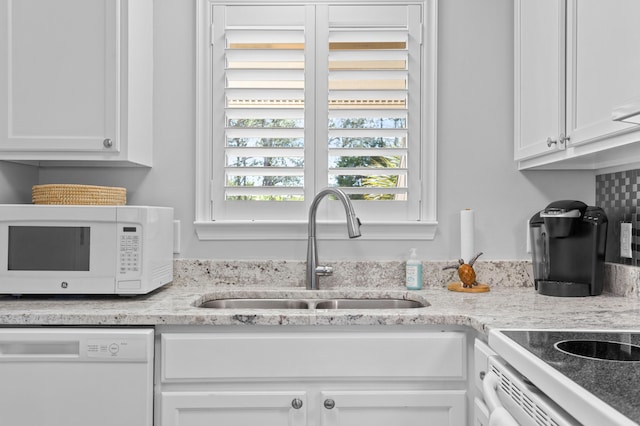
xmin=201 ymin=1 xmax=434 ymax=227
xmin=323 ymin=4 xmax=422 ymax=220
xmin=211 ymin=5 xmax=309 ymax=219
xmin=328 ymin=30 xmax=409 ymax=199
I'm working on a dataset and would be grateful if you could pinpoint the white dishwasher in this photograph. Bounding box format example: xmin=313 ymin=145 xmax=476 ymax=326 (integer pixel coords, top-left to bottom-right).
xmin=0 ymin=328 xmax=154 ymax=426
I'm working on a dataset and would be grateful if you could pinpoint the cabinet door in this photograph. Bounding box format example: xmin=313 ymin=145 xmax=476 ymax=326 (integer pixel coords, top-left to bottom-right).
xmin=565 ymin=0 xmax=640 ymax=147
xmin=0 ymin=0 xmax=118 ymax=153
xmin=320 ymin=390 xmax=466 ymax=426
xmin=160 ymin=391 xmax=307 ymax=426
xmin=474 ymin=397 xmax=490 ymax=426
xmin=514 ymin=0 xmax=566 ymax=160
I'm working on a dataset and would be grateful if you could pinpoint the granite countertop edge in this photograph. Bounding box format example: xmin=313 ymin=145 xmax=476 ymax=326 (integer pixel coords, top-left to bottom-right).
xmin=1 ymin=283 xmax=639 ymax=335
xmin=0 ymin=258 xmax=637 ymax=333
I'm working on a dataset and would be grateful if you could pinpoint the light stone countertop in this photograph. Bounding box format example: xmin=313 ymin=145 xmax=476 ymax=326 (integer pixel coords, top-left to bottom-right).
xmin=3 ymin=260 xmax=637 ymax=426
xmin=0 ymin=260 xmax=638 ymax=334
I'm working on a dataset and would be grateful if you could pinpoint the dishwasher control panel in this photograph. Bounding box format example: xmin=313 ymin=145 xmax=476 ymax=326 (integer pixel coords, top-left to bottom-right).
xmin=86 ymin=338 xmax=149 ymax=360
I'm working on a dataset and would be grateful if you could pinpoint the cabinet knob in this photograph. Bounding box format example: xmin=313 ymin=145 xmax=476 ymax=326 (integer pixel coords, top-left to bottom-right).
xmin=291 ymin=398 xmax=303 ymax=410
xmin=547 ymin=134 xmax=570 ymax=148
xmin=103 ymin=138 xmax=113 ymax=148
xmin=324 ymin=399 xmax=335 ymax=410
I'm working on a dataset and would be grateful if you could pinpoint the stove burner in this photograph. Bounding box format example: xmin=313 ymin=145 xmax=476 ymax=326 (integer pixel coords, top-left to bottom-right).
xmin=555 ymin=339 xmax=640 ymax=362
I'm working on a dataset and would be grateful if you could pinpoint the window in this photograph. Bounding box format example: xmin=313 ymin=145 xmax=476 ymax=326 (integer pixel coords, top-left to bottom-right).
xmin=196 ymin=0 xmax=437 ymax=240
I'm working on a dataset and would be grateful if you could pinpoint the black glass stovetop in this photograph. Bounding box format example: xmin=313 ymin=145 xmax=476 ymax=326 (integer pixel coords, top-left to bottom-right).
xmin=500 ymin=330 xmax=640 ymax=424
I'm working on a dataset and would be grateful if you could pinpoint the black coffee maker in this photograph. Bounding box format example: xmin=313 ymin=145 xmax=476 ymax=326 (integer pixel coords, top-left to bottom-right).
xmin=529 ymin=200 xmax=608 ymax=297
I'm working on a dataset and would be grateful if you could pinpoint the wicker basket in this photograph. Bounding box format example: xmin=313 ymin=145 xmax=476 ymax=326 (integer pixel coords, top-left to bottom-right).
xmin=32 ymin=184 xmax=127 ymax=205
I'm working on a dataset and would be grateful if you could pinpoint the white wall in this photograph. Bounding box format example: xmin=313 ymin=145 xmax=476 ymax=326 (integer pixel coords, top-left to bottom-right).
xmin=37 ymin=0 xmax=595 ymax=261
xmin=0 ymin=162 xmax=38 ymax=203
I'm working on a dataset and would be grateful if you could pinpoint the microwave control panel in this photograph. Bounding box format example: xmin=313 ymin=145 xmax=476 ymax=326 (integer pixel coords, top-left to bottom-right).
xmin=118 ymin=225 xmax=141 ymax=275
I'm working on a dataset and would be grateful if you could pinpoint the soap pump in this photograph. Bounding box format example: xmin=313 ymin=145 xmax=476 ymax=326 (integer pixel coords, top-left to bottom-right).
xmin=405 ymin=248 xmax=423 ymax=290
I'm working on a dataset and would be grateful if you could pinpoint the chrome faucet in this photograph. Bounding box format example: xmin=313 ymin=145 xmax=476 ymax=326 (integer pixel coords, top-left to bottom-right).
xmin=306 ymin=187 xmax=362 ymax=290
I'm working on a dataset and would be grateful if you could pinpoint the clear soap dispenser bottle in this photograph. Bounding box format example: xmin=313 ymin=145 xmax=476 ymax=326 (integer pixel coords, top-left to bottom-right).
xmin=406 ymin=248 xmax=423 ymax=290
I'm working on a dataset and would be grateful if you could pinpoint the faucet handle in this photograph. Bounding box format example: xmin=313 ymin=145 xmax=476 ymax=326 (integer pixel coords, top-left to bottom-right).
xmin=315 ymin=265 xmax=333 ymax=276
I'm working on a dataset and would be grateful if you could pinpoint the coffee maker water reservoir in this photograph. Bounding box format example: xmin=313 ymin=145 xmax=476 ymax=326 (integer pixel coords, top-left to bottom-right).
xmin=529 ymin=200 xmax=608 ymax=297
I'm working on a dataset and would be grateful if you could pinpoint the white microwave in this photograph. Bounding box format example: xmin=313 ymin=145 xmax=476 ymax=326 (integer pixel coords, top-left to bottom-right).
xmin=0 ymin=205 xmax=173 ymax=295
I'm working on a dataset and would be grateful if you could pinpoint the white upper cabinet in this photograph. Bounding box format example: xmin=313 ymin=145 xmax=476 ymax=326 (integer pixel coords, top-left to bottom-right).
xmin=515 ymin=0 xmax=640 ymax=170
xmin=0 ymin=0 xmax=153 ymax=166
xmin=565 ymin=1 xmax=640 ymax=146
xmin=514 ymin=0 xmax=566 ymax=161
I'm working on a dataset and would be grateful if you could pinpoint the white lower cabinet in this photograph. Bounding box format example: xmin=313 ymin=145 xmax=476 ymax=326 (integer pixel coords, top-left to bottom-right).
xmin=156 ymin=327 xmax=469 ymax=426
xmin=161 ymin=389 xmax=466 ymax=426
xmin=473 ymin=339 xmax=494 ymax=426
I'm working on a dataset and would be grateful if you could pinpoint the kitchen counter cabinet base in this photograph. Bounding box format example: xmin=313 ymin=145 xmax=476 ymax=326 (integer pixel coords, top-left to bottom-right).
xmin=157 ymin=327 xmax=469 ymax=426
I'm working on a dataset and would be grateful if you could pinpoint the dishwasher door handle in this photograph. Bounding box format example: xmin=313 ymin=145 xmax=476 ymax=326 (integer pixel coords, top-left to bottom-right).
xmin=0 ymin=341 xmax=80 ymax=358
xmin=483 ymin=371 xmax=520 ymax=426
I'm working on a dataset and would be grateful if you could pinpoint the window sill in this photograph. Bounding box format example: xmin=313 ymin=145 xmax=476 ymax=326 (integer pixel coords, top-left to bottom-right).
xmin=194 ymin=220 xmax=438 ymax=241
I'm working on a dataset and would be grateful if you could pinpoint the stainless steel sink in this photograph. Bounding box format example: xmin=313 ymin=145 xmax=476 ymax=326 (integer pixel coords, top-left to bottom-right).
xmin=199 ymin=299 xmax=309 ymax=309
xmin=197 ymin=297 xmax=427 ymax=310
xmin=314 ymin=299 xmax=424 ymax=309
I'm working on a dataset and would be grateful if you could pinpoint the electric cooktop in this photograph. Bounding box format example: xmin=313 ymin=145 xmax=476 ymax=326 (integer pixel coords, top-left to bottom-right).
xmin=489 ymin=329 xmax=640 ymax=426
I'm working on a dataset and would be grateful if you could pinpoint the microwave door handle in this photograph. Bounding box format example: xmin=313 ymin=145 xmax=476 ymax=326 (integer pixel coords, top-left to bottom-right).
xmin=483 ymin=371 xmax=520 ymax=426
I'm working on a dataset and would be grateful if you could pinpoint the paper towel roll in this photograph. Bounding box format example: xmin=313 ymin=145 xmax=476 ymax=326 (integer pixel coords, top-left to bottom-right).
xmin=461 ymin=209 xmax=474 ymax=262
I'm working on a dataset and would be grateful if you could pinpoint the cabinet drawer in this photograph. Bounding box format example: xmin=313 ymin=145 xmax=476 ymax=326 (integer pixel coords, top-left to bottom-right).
xmin=161 ymin=330 xmax=466 ymax=381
